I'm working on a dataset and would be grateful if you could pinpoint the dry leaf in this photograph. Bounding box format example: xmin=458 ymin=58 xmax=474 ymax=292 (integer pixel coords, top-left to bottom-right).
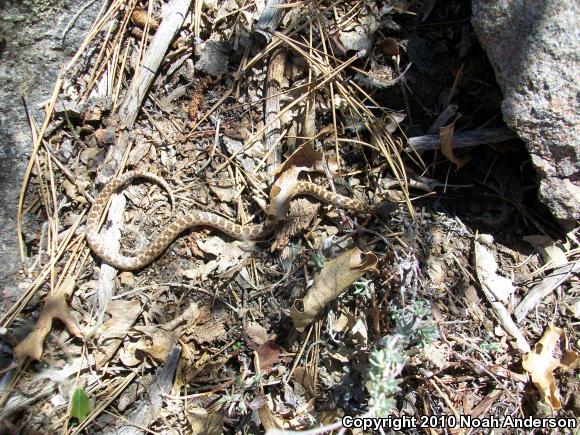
xmin=291 ymin=367 xmax=317 ymax=397
xmin=272 ymin=198 xmax=320 ymax=251
xmin=182 ymin=260 xmax=219 ymax=281
xmin=244 ymin=321 xmax=270 ymax=348
xmin=119 ymin=271 xmax=135 ymax=287
xmin=187 ymin=407 xmax=224 ymax=435
xmin=256 ymin=341 xmax=284 ymax=373
xmin=189 ymin=312 xmax=226 ymax=344
xmin=522 ymin=324 xmax=580 ymax=410
xmin=79 ymin=147 xmax=99 ymax=165
xmin=119 ymin=303 xmax=199 ymax=366
xmin=208 ymin=175 xmax=237 ymax=203
xmin=95 ymin=299 xmax=142 ymax=368
xmin=120 ymin=329 xmax=176 ymax=366
xmin=350 ymin=317 xmax=368 ymax=346
xmin=14 ymin=277 xmax=82 ymax=361
xmin=256 ymin=395 xmax=285 ymax=431
xmin=422 ymin=342 xmax=450 ymax=370
xmin=163 ymin=302 xmax=201 ymax=332
xmin=196 ymin=237 xmax=247 ymax=274
xmin=523 ymin=235 xmax=568 ymax=268
xmin=291 ymin=248 xmax=378 ymax=331
xmin=62 ymin=179 xmax=78 ymax=200
xmin=328 ymin=349 xmax=350 ymax=363
xmin=269 ymin=144 xmax=327 ymax=222
xmin=331 ymin=313 xmax=349 ymax=332
xmin=440 ymin=120 xmax=471 ymax=169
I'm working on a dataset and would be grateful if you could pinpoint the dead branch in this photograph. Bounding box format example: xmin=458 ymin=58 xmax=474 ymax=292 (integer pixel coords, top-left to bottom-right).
xmin=406 ymin=127 xmax=517 ymax=152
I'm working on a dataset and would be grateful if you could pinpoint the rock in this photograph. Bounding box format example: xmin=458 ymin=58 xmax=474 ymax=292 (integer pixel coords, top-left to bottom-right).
xmin=0 ymin=1 xmax=99 ymax=295
xmin=472 ymin=1 xmax=579 ymax=230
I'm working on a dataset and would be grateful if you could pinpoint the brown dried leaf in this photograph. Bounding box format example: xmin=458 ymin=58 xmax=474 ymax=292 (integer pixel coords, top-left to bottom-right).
xmin=187 ymin=407 xmax=224 ymax=435
xmin=95 ymin=299 xmax=142 ymax=368
xmin=522 ymin=324 xmax=580 ymax=410
xmin=163 ymin=302 xmax=201 ymax=333
xmin=291 ymin=367 xmax=317 ymax=397
xmin=79 ymin=147 xmax=99 ymax=165
xmin=256 ymin=396 xmax=284 ymax=431
xmin=440 ymin=120 xmax=471 ymax=169
xmin=244 ymin=321 xmax=270 ymax=348
xmin=256 ymin=340 xmax=284 ymax=374
xmin=208 ymin=176 xmax=237 ymax=203
xmin=523 ymin=235 xmax=568 ymax=268
xmin=269 ymin=144 xmax=327 ymax=222
xmin=14 ymin=277 xmax=82 ymax=361
xmin=118 ymin=303 xmax=199 ymax=367
xmin=120 ymin=329 xmax=176 ymax=366
xmin=189 ymin=313 xmax=226 ymax=344
xmin=291 ymin=248 xmax=378 ymax=331
xmin=94 ymin=127 xmax=116 ymax=145
xmin=62 ymin=179 xmax=77 ymax=200
xmin=119 ymin=271 xmax=135 ymax=287
xmin=196 ymin=237 xmax=247 ymax=274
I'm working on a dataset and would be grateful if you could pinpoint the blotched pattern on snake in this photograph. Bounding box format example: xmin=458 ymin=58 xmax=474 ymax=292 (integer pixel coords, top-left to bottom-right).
xmin=86 ymin=171 xmax=373 ymax=270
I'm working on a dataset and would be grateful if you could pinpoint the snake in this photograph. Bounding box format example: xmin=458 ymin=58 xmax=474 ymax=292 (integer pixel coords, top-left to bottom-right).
xmin=85 ymin=171 xmax=374 ymax=271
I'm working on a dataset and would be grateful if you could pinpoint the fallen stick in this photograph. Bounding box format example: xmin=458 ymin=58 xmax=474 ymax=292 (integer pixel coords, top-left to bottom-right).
xmin=119 ymin=0 xmax=192 ymax=127
xmin=513 ymin=262 xmax=580 ymax=323
xmin=406 ymin=126 xmax=517 ymax=152
xmin=254 ymin=0 xmax=288 ymax=46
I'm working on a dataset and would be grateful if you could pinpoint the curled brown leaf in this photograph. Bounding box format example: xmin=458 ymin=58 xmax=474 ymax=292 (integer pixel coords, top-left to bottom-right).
xmin=268 ymin=144 xmax=325 ymax=222
xmin=440 ymin=120 xmax=471 ymax=169
xmin=291 ymin=248 xmax=378 ymax=331
xmin=522 ymin=324 xmax=580 ymax=410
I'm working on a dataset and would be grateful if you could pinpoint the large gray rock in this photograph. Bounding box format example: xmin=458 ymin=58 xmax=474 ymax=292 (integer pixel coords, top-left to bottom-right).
xmin=472 ymin=1 xmax=579 ymax=230
xmin=0 ymin=1 xmax=99 ymax=289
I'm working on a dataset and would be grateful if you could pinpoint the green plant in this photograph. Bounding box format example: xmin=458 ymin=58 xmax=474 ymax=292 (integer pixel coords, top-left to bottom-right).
xmin=480 ymin=339 xmax=501 ymax=354
xmin=391 ymin=299 xmax=438 ymax=348
xmin=308 ymin=252 xmax=325 ymax=270
xmin=353 ymin=278 xmax=372 ymax=300
xmin=69 ymin=387 xmax=90 ymax=424
xmin=366 ymin=300 xmax=438 ymax=417
xmin=368 ymin=336 xmax=406 ymax=417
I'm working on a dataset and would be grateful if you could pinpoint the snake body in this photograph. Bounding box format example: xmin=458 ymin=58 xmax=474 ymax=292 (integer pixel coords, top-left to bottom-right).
xmin=86 ymin=171 xmax=372 ymax=270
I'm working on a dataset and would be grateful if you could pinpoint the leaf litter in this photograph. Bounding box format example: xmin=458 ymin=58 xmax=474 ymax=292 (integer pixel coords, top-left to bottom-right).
xmin=1 ymin=0 xmax=578 ymax=433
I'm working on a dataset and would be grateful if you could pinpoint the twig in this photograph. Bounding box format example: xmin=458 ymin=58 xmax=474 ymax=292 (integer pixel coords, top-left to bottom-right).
xmin=513 ymin=262 xmax=580 ymax=323
xmin=119 ymin=0 xmax=193 ymax=127
xmin=406 ymin=127 xmax=517 ymax=152
xmin=254 ymin=0 xmax=288 ymax=46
